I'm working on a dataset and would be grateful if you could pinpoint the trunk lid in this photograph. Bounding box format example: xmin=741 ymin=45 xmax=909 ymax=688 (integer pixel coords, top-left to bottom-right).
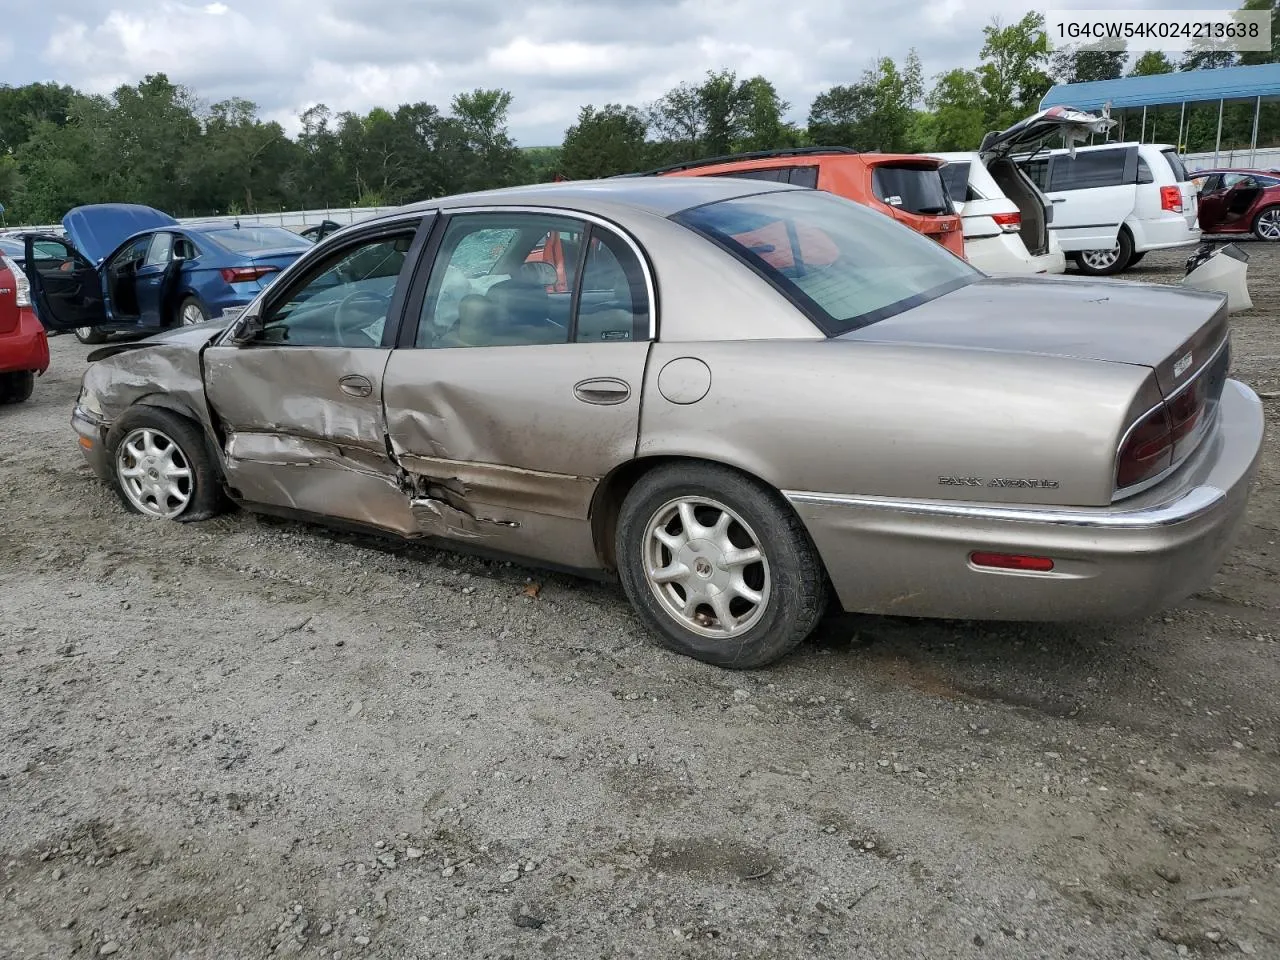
xmin=840 ymin=275 xmax=1229 ymax=398
xmin=979 ymin=106 xmax=1116 ymax=161
xmin=248 ymin=248 xmax=309 ymax=272
xmin=62 ymin=203 xmax=178 ymax=265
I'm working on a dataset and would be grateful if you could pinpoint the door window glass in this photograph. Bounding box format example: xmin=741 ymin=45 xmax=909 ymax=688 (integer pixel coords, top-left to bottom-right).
xmin=1021 ymin=158 xmax=1050 ymax=190
xmin=144 ymin=233 xmax=173 ymax=267
xmin=417 ymin=214 xmax=584 ymax=348
xmin=574 ymin=231 xmax=650 ymax=343
xmin=258 ymin=231 xmax=417 ymax=347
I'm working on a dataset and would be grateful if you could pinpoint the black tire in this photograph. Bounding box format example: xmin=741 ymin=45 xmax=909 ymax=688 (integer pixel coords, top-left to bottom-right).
xmin=1073 ymin=229 xmax=1134 ymax=276
xmin=0 ymin=370 xmax=35 ymax=404
xmin=74 ymin=327 xmax=109 ymax=345
xmin=177 ymin=296 xmax=208 ymax=327
xmin=105 ymin=406 xmax=225 ymax=523
xmin=615 ymin=462 xmax=829 ymax=669
xmin=1128 ymin=252 xmax=1146 ymax=265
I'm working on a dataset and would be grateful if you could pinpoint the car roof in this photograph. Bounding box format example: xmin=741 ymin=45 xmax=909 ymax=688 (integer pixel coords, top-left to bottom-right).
xmin=380 ymin=177 xmax=802 ymax=224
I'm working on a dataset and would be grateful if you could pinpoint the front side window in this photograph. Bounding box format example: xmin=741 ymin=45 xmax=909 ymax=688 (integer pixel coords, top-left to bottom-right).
xmin=257 ymin=231 xmax=417 ymax=348
xmin=872 ymin=165 xmax=953 ymax=215
xmin=674 ymin=189 xmax=978 ymax=336
xmin=1049 ymin=149 xmax=1126 ymax=191
xmin=416 ymin=213 xmax=650 ymax=349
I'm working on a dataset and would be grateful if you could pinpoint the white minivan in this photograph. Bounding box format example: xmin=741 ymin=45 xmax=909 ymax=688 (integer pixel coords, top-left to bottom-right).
xmin=930 ymin=107 xmax=1114 ymax=275
xmin=1017 ymin=142 xmax=1200 ymax=275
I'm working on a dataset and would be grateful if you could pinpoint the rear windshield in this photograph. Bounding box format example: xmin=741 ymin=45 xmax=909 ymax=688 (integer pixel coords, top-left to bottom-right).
xmin=1161 ymin=148 xmax=1190 ymax=182
xmin=673 ymin=189 xmax=978 ymax=335
xmin=872 ymin=165 xmax=953 ymax=215
xmin=201 ymin=226 xmax=311 ymax=253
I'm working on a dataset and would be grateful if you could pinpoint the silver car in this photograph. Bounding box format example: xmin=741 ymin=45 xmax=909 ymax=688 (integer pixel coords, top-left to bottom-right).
xmin=67 ymin=178 xmax=1265 ymax=668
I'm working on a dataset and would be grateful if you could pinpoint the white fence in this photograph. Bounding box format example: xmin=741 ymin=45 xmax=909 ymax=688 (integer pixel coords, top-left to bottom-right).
xmin=1182 ymin=147 xmax=1280 ymax=172
xmin=3 ymin=205 xmax=402 ymax=238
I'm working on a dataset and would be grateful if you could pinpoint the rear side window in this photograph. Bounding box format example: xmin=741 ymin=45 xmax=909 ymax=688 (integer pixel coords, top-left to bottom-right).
xmin=1049 ymin=149 xmax=1127 ymax=191
xmin=1161 ymin=149 xmax=1190 ymax=182
xmin=939 ymin=162 xmax=971 ymax=204
xmin=714 ymin=166 xmax=819 ymax=189
xmin=872 ymin=166 xmax=952 ymax=215
xmin=1136 ymin=158 xmax=1154 ymax=184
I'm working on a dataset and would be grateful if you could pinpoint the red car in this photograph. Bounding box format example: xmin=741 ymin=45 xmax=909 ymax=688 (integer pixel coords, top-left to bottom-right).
xmin=0 ymin=255 xmax=50 ymax=405
xmin=1192 ymin=168 xmax=1280 ymax=241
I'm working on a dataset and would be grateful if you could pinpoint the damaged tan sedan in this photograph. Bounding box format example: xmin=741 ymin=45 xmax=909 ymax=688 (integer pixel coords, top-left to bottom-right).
xmin=69 ymin=178 xmax=1264 ymax=668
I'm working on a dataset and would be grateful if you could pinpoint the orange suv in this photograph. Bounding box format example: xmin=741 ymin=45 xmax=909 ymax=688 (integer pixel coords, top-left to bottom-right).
xmin=631 ymin=148 xmax=965 ymax=257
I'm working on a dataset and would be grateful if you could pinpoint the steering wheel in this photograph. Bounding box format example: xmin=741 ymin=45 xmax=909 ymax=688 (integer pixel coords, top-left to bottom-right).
xmin=332 ymin=289 xmax=387 ymax=344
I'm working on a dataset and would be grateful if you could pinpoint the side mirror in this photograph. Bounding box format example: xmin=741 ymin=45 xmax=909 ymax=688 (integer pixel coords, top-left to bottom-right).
xmin=228 ymin=312 xmax=264 ymax=345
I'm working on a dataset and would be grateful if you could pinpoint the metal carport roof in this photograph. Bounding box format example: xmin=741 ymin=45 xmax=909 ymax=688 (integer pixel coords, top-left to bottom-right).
xmin=1040 ymin=63 xmax=1280 ymax=111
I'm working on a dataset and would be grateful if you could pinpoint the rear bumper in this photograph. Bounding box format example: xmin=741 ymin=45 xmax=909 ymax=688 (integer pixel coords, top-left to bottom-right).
xmin=967 ymin=235 xmax=1066 ymax=276
xmin=787 ymin=379 xmax=1264 ymax=622
xmin=0 ymin=309 xmax=50 ymax=375
xmin=1129 ymin=214 xmax=1200 ymax=252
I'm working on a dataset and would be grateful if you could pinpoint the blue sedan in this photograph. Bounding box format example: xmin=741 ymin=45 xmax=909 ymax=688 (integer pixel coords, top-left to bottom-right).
xmin=22 ymin=204 xmax=314 ymax=343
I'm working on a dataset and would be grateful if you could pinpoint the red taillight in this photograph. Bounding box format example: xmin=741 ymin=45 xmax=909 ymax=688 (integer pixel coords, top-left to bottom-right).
xmin=1160 ymin=186 xmax=1183 ymax=213
xmin=1166 ymin=378 xmax=1207 ymax=448
xmin=970 ymin=552 xmax=1055 ymax=572
xmin=992 ymin=211 xmax=1022 ymax=233
xmin=1116 ymin=404 xmax=1174 ymax=489
xmin=220 ymin=265 xmax=278 ymax=284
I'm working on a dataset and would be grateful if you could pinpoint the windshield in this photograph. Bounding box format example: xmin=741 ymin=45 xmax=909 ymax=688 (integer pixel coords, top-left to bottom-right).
xmin=202 ymin=226 xmax=311 ymax=253
xmin=1161 ymin=149 xmax=1191 ymax=182
xmin=674 ymin=189 xmax=979 ymax=335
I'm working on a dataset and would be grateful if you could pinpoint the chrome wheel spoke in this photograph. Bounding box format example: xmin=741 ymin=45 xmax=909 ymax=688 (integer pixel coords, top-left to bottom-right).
xmin=721 ymin=545 xmax=761 ymax=569
xmin=654 ymin=527 xmax=686 ymax=553
xmin=677 ymin=500 xmax=708 ymax=539
xmin=732 ymin=578 xmax=763 ymax=606
xmin=649 ymin=562 xmax=689 ymax=584
xmin=709 ymin=591 xmax=736 ymax=629
xmin=115 ymin=427 xmax=193 ymax=520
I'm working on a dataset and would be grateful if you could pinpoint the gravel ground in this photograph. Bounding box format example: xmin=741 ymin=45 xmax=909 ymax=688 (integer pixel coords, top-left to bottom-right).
xmin=1 ymin=247 xmax=1277 ymax=960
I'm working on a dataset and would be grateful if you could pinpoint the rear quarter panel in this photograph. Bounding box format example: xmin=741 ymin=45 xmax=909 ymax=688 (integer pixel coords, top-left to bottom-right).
xmin=637 ymin=338 xmax=1150 ymax=507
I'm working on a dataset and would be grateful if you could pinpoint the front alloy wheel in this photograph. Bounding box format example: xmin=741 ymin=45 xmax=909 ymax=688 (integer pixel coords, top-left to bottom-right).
xmin=116 ymin=427 xmax=194 ymax=519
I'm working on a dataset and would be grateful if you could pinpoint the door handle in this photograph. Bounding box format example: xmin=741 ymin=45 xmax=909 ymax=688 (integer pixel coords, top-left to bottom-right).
xmin=338 ymin=374 xmax=373 ymax=398
xmin=573 ymin=377 xmax=630 ymax=405
xmin=1051 ymin=198 xmax=1066 ymax=203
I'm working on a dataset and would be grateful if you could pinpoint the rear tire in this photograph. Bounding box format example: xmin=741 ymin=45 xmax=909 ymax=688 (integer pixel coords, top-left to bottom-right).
xmin=1252 ymin=205 xmax=1280 ymax=242
xmin=0 ymin=370 xmax=35 ymax=404
xmin=1073 ymin=229 xmax=1133 ymax=275
xmin=75 ymin=327 xmax=108 ymax=345
xmin=106 ymin=406 xmax=225 ymax=523
xmin=177 ymin=296 xmax=208 ymax=326
xmin=615 ymin=462 xmax=829 ymax=669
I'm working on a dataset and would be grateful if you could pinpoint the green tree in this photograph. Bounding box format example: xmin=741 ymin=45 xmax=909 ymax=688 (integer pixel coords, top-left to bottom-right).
xmin=924 ymin=68 xmax=987 ymax=150
xmin=0 ymin=82 xmax=73 ymax=154
xmin=1129 ymin=51 xmax=1175 ymax=76
xmin=807 ymin=83 xmax=873 ymax=147
xmin=1050 ymin=43 xmax=1128 ymax=83
xmin=977 ymin=13 xmax=1052 ymax=128
xmin=649 ymin=70 xmax=797 ymax=160
xmin=1238 ymin=0 xmax=1280 ymax=65
xmin=808 ymin=52 xmax=923 ymax=151
xmin=560 ymin=104 xmax=647 ymax=178
xmin=448 ymin=88 xmax=526 ymax=191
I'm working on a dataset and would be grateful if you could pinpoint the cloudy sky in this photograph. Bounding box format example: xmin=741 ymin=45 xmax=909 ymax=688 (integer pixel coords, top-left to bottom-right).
xmin=0 ymin=0 xmax=1239 ymax=145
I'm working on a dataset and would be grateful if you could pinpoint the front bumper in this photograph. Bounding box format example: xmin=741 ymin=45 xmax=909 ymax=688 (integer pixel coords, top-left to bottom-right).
xmin=787 ymin=379 xmax=1264 ymax=622
xmin=71 ymin=405 xmax=113 ymax=480
xmin=0 ymin=308 xmax=50 ymax=376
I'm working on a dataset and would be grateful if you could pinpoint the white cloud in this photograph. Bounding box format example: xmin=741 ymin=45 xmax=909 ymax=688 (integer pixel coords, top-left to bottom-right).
xmin=9 ymin=0 xmax=1243 ymax=146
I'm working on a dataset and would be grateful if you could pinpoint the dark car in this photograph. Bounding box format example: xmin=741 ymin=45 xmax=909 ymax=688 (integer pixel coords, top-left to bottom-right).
xmin=23 ymin=204 xmax=313 ymax=344
xmin=1192 ymin=168 xmax=1280 ymax=241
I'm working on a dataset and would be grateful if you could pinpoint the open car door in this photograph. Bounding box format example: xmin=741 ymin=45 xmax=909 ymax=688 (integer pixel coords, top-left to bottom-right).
xmin=22 ymin=235 xmax=109 ymax=332
xmin=1198 ymin=175 xmax=1262 ymax=233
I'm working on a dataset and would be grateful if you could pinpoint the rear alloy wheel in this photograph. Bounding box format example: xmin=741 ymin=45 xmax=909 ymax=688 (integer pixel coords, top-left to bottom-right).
xmin=1074 ymin=230 xmax=1134 ymax=276
xmin=0 ymin=370 xmax=35 ymax=404
xmin=1253 ymin=206 xmax=1280 ymax=242
xmin=75 ymin=327 xmax=108 ymax=345
xmin=107 ymin=407 xmax=224 ymax=522
xmin=179 ymin=296 xmax=208 ymax=326
xmin=616 ymin=463 xmax=829 ymax=669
